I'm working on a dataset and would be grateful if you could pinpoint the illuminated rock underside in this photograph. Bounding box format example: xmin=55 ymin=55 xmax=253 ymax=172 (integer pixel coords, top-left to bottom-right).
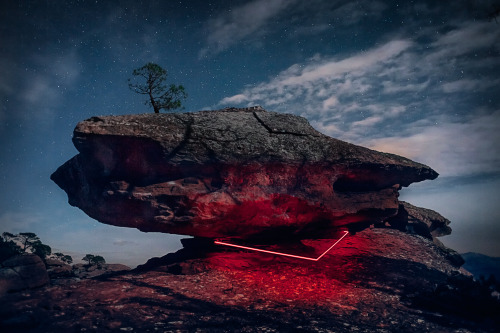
xmin=214 ymin=230 xmax=349 ymax=261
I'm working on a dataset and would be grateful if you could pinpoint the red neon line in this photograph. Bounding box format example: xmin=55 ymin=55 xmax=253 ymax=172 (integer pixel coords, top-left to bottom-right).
xmin=214 ymin=230 xmax=348 ymax=261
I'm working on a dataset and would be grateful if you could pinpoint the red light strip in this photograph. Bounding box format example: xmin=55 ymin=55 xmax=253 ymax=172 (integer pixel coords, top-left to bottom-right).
xmin=214 ymin=230 xmax=349 ymax=261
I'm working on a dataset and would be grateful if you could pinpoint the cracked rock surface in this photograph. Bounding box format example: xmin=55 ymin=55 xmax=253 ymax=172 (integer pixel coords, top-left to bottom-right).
xmin=51 ymin=107 xmax=438 ymax=239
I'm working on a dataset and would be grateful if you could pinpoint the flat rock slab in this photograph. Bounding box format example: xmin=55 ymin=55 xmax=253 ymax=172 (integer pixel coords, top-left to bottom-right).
xmin=51 ymin=108 xmax=438 ymax=239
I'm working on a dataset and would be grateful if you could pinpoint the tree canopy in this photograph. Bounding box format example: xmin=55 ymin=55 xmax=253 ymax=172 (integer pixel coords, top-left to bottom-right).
xmin=1 ymin=232 xmax=68 ymax=263
xmin=0 ymin=234 xmax=22 ymax=262
xmin=128 ymin=62 xmax=187 ymax=113
xmin=82 ymin=254 xmax=106 ymax=267
xmin=54 ymin=252 xmax=73 ymax=264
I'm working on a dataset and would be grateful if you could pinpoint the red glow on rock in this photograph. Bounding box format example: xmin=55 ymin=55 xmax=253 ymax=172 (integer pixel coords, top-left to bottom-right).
xmin=214 ymin=231 xmax=349 ymax=261
xmin=190 ymin=193 xmax=337 ymax=238
xmin=204 ymin=231 xmax=372 ymax=304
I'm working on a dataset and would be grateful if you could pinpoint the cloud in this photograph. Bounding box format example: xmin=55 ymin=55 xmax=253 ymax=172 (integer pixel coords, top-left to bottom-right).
xmin=362 ymin=111 xmax=500 ymax=177
xmin=382 ymin=80 xmax=430 ymax=94
xmin=322 ymin=96 xmax=339 ymax=110
xmin=352 ymin=115 xmax=383 ymax=128
xmin=279 ymin=40 xmax=412 ymax=86
xmin=441 ymin=79 xmax=499 ymax=93
xmin=23 ymin=75 xmax=57 ymax=106
xmin=289 ymin=0 xmax=387 ymax=36
xmin=221 ymin=93 xmax=250 ymax=105
xmin=429 ymin=21 xmax=500 ymax=60
xmin=218 ymin=39 xmax=413 ymax=118
xmin=0 ymin=211 xmax=44 ymax=233
xmin=17 ymin=49 xmax=81 ymax=119
xmin=400 ymin=176 xmax=500 ymax=256
xmin=112 ymin=239 xmax=137 ymax=246
xmin=330 ymin=0 xmax=387 ymax=25
xmin=217 ymin=19 xmax=499 ymax=179
xmin=199 ymin=0 xmax=295 ymax=57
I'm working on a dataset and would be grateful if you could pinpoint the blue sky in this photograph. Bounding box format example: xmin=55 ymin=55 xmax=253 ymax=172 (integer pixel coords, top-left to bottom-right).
xmin=1 ymin=0 xmax=499 ymax=266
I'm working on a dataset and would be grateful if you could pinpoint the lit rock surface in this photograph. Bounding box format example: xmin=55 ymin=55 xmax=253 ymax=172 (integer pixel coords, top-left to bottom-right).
xmin=51 ymin=107 xmax=438 ymax=239
xmin=1 ymin=229 xmax=498 ymax=332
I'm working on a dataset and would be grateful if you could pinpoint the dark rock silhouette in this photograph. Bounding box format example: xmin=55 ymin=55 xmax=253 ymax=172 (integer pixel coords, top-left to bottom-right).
xmin=45 ymin=258 xmax=73 ymax=279
xmin=386 ymin=201 xmax=464 ymax=267
xmin=71 ymin=263 xmax=131 ymax=279
xmin=51 ymin=107 xmax=438 ymax=239
xmin=387 ymin=201 xmax=451 ymax=238
xmin=0 ymin=254 xmax=49 ymax=295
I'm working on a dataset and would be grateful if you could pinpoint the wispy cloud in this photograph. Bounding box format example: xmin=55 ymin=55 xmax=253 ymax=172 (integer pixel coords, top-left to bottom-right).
xmin=427 ymin=21 xmax=500 ymax=61
xmin=19 ymin=49 xmax=81 ymax=122
xmin=26 ymin=50 xmax=81 ymax=99
xmin=288 ymin=0 xmax=387 ymax=36
xmin=199 ymin=0 xmax=295 ymax=57
xmin=219 ymin=39 xmax=413 ymax=115
xmin=216 ymin=19 xmax=500 ymax=178
xmin=363 ymin=111 xmax=500 ymax=177
xmin=0 ymin=211 xmax=45 ymax=234
xmin=282 ymin=40 xmax=412 ymax=86
xmin=330 ymin=0 xmax=387 ymax=25
xmin=441 ymin=79 xmax=500 ymax=93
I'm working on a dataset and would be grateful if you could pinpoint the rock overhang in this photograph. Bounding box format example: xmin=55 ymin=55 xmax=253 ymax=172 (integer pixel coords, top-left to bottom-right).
xmin=51 ymin=107 xmax=438 ymax=240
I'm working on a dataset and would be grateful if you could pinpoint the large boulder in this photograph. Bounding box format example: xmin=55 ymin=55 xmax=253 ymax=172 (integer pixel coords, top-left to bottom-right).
xmin=45 ymin=258 xmax=73 ymax=279
xmin=51 ymin=107 xmax=438 ymax=240
xmin=0 ymin=254 xmax=49 ymax=295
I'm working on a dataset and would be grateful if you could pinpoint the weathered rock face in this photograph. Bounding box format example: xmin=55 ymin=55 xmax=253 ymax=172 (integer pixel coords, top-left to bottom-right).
xmin=387 ymin=201 xmax=452 ymax=238
xmin=45 ymin=259 xmax=73 ymax=279
xmin=385 ymin=202 xmax=464 ymax=267
xmin=51 ymin=107 xmax=438 ymax=239
xmin=0 ymin=254 xmax=49 ymax=295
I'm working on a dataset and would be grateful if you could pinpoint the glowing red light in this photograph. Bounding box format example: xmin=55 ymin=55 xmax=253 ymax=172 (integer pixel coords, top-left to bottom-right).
xmin=214 ymin=230 xmax=349 ymax=261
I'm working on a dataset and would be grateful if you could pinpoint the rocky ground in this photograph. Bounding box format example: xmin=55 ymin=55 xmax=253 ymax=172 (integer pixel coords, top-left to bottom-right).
xmin=1 ymin=228 xmax=499 ymax=332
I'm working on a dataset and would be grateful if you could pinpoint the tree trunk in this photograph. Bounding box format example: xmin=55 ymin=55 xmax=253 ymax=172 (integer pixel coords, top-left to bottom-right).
xmin=149 ymin=92 xmax=159 ymax=113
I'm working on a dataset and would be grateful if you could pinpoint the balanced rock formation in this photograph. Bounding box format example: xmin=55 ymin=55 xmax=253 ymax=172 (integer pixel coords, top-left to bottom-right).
xmin=51 ymin=107 xmax=438 ymax=240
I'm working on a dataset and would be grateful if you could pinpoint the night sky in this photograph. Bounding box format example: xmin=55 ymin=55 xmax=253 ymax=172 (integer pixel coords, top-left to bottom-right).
xmin=1 ymin=0 xmax=499 ymax=266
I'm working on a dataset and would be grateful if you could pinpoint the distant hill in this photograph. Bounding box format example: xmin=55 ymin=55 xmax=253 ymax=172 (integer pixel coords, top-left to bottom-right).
xmin=462 ymin=252 xmax=500 ymax=280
